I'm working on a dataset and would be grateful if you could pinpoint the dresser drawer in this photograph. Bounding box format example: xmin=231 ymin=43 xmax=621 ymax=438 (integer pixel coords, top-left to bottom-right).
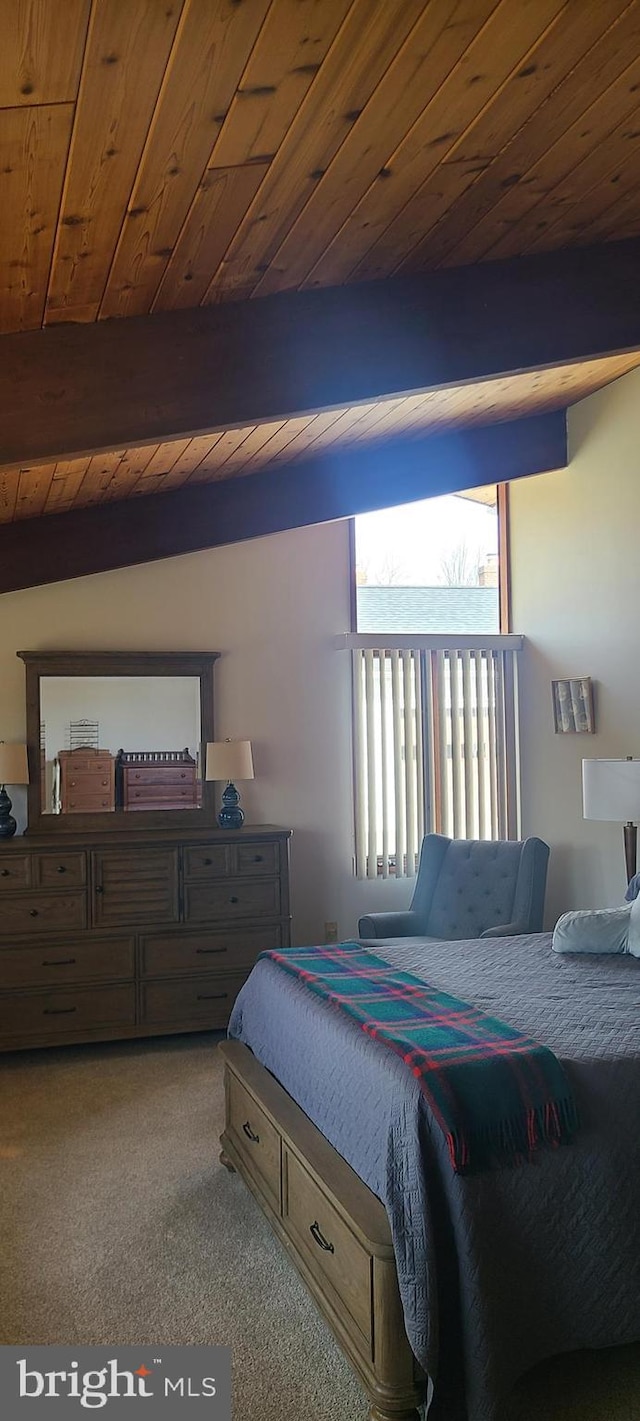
xmin=184 ymin=841 xmax=280 ymax=879
xmin=184 ymin=877 xmax=280 ymax=923
xmin=0 ymin=983 xmax=135 ymax=1039
xmin=65 ymin=770 xmax=113 ymax=791
xmin=283 ymin=1148 xmax=372 ymax=1347
xmin=125 ymin=766 xmax=194 ymax=787
xmin=65 ymin=791 xmax=114 ymax=812
xmin=0 ymin=891 xmax=87 ymax=936
xmin=0 ymin=937 xmax=134 ymax=990
xmin=125 ymin=783 xmax=195 ymax=807
xmin=33 ymin=852 xmax=86 ymax=888
xmin=236 ymin=841 xmax=280 ymax=876
xmin=140 ymin=924 xmax=282 ymax=978
xmin=227 ymin=1070 xmax=281 ymax=1211
xmin=0 ymin=857 xmax=29 ymax=891
xmin=63 ymin=755 xmax=113 ymax=775
xmin=141 ymin=972 xmax=247 ymax=1028
xmin=183 ymin=845 xmax=232 ymax=878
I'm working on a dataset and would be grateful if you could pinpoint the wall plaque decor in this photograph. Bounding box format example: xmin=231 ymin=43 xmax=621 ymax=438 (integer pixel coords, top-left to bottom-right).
xmin=552 ymin=676 xmax=595 ymax=734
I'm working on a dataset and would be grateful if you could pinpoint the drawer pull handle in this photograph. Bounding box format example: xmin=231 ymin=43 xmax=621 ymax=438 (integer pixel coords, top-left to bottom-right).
xmin=43 ymin=1007 xmax=77 ymax=1016
xmin=310 ymin=1221 xmax=334 ymax=1254
xmin=230 ymin=896 xmax=239 ymax=904
xmin=42 ymin=957 xmax=76 ymax=967
xmin=196 ymin=992 xmax=228 ymax=1001
xmin=196 ymin=946 xmax=225 ymax=955
xmin=242 ymin=1121 xmax=260 ymax=1144
xmin=56 ymin=865 xmax=67 ymax=874
xmin=29 ymin=909 xmax=39 ymax=917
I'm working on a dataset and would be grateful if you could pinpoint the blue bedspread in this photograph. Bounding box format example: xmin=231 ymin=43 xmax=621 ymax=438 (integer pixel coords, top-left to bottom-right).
xmin=228 ymin=933 xmax=640 ymax=1421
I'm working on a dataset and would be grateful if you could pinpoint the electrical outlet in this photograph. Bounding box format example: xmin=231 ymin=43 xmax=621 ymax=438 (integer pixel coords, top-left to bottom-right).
xmin=324 ymin=921 xmax=339 ymax=944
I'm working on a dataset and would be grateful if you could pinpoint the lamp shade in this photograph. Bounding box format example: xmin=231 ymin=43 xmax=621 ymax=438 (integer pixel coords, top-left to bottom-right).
xmin=0 ymin=742 xmax=29 ymax=785
xmin=582 ymin=758 xmax=640 ymax=822
xmin=205 ymin=740 xmax=254 ymax=783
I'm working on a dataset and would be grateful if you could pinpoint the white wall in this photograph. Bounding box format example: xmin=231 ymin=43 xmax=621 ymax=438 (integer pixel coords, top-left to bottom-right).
xmin=511 ymin=365 xmax=640 ymax=921
xmin=0 ymin=520 xmax=408 ymax=945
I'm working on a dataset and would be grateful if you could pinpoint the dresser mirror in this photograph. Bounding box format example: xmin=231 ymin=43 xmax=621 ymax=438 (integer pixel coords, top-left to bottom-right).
xmin=18 ymin=651 xmax=219 ymax=835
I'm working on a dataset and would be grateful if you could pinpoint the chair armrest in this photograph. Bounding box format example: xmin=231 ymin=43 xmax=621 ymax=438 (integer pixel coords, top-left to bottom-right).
xmin=358 ymin=910 xmax=422 ymax=939
xmin=480 ymin=921 xmax=529 ymax=938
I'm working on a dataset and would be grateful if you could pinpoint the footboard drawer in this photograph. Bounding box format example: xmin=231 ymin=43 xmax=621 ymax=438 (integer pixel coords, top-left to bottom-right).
xmin=283 ymin=1147 xmax=373 ymax=1348
xmin=225 ymin=1070 xmax=281 ymax=1212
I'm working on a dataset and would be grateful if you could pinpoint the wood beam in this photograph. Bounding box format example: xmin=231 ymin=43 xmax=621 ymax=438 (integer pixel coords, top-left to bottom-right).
xmin=0 ymin=237 xmax=637 ymax=470
xmin=0 ymin=412 xmax=566 ymax=592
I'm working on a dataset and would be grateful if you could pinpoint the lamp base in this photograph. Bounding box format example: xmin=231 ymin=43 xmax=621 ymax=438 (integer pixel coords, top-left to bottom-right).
xmin=0 ymin=785 xmax=17 ymax=838
xmin=217 ymin=781 xmax=245 ymax=830
xmin=624 ymin=822 xmax=637 ymax=884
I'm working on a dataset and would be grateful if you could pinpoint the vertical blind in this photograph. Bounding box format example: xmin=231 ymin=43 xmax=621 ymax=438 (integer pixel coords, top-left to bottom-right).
xmin=349 ymin=635 xmax=522 ymax=879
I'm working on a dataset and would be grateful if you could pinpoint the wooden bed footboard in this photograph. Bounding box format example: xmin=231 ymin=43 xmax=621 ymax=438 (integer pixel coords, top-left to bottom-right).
xmin=219 ymin=1039 xmax=425 ymax=1421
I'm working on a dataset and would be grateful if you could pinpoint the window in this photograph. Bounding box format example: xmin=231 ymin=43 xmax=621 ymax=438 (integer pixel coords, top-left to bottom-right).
xmin=352 ymin=484 xmax=509 ymax=635
xmin=347 ymin=484 xmax=517 ymax=878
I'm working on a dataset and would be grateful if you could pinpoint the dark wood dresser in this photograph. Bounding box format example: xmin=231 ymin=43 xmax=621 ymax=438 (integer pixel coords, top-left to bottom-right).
xmin=0 ymin=825 xmax=291 ymax=1052
xmin=116 ymin=749 xmax=198 ymax=811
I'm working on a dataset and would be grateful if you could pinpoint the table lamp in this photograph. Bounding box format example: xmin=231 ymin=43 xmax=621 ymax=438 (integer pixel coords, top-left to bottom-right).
xmin=0 ymin=742 xmax=29 ymax=838
xmin=206 ymin=740 xmax=254 ymax=829
xmin=582 ymin=756 xmax=640 ymax=883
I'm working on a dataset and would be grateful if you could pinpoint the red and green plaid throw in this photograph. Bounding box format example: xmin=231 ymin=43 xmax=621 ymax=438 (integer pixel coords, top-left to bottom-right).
xmin=260 ymin=943 xmax=578 ymax=1174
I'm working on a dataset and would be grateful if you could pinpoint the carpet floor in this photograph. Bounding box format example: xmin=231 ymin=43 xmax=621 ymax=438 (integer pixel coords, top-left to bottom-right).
xmin=0 ymin=1032 xmax=638 ymax=1420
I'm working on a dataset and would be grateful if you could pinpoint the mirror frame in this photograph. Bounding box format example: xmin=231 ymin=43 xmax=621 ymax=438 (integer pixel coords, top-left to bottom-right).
xmin=18 ymin=650 xmax=219 ymax=836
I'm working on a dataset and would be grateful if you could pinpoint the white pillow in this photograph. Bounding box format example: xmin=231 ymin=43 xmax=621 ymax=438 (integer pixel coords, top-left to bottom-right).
xmin=628 ymin=893 xmax=640 ymax=958
xmin=552 ymin=904 xmax=632 ymax=955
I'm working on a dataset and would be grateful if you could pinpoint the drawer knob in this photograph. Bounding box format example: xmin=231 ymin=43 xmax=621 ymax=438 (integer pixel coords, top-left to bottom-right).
xmin=204 ymin=857 xmax=212 ymax=866
xmin=310 ymin=1221 xmax=335 ymax=1254
xmin=29 ymin=908 xmax=39 ymax=917
xmin=242 ymin=1120 xmax=260 ymax=1144
xmin=0 ymin=868 xmax=9 ymax=877
xmin=56 ymin=865 xmax=67 ymax=874
xmin=253 ymin=854 xmax=264 ymax=863
xmin=230 ymin=896 xmax=239 ymax=904
xmin=96 ymin=885 xmax=104 ymax=895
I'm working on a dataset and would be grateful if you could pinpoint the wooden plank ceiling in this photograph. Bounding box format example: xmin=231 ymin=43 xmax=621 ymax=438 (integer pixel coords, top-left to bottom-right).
xmin=2 ymin=352 xmax=638 ymax=524
xmin=3 ymin=0 xmax=640 ymax=337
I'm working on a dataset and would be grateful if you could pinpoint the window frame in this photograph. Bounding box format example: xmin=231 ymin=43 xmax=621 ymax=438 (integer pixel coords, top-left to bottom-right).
xmin=349 ymin=481 xmax=511 ymax=635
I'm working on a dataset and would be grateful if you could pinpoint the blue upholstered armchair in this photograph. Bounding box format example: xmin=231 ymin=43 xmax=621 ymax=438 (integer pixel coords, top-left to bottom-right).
xmin=358 ymin=834 xmax=550 ymax=941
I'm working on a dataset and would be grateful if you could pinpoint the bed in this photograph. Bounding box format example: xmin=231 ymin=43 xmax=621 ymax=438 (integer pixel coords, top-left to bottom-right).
xmin=220 ymin=932 xmax=640 ymax=1421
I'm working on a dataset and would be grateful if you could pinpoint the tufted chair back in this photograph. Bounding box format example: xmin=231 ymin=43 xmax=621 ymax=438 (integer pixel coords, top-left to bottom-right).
xmin=411 ymin=834 xmax=549 ymax=939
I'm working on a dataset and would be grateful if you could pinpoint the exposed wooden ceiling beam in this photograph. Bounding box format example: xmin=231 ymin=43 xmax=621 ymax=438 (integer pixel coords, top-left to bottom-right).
xmin=1 ymin=237 xmax=635 ymax=472
xmin=0 ymin=412 xmax=565 ymax=593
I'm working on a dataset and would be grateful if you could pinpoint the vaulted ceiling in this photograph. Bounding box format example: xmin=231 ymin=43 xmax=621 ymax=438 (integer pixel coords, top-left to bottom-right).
xmin=4 ymin=0 xmax=640 ymax=332
xmin=3 ymin=0 xmax=640 ymax=587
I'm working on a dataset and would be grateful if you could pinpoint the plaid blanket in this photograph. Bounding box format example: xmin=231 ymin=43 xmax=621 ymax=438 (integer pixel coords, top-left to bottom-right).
xmin=260 ymin=943 xmax=578 ymax=1174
